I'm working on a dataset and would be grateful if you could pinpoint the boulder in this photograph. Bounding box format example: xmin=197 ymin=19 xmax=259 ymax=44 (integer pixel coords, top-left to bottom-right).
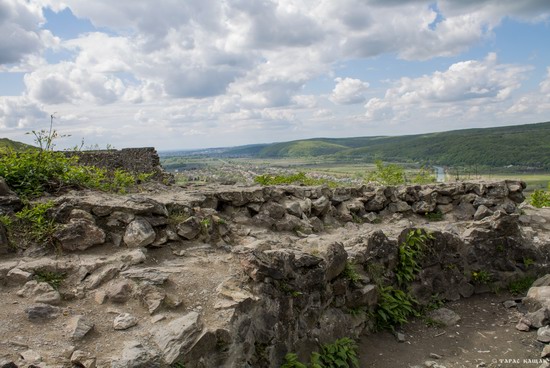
xmin=426 ymin=308 xmax=461 ymax=326
xmin=124 ymin=218 xmax=156 ymax=247
xmin=25 ymin=303 xmax=60 ymax=320
xmin=114 ymin=313 xmax=139 ymax=330
xmin=111 ymin=341 xmax=161 ymax=368
xmin=176 ymin=216 xmax=201 ymax=240
xmin=67 ymin=315 xmax=94 ymax=340
xmin=54 ymin=218 xmax=106 ymax=251
xmin=153 ymin=312 xmax=203 ymax=364
xmin=324 ymin=243 xmax=348 ymax=281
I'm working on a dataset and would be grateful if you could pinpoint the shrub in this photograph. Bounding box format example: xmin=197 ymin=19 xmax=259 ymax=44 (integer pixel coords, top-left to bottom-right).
xmin=375 ymin=286 xmax=418 ymax=330
xmin=411 ymin=166 xmax=436 ymax=184
xmin=254 ymin=172 xmax=337 ymax=187
xmin=282 ymin=337 xmax=359 ymax=368
xmin=366 ymin=160 xmax=405 ymax=186
xmin=530 ymin=188 xmax=550 ymax=208
xmin=0 ymin=149 xmax=148 ymax=198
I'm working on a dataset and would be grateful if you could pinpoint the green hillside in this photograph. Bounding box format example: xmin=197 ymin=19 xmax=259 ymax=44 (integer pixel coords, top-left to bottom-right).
xmin=226 ymin=121 xmax=550 ymax=169
xmin=0 ymin=138 xmax=35 ymax=152
xmin=258 ymin=140 xmax=349 ymax=157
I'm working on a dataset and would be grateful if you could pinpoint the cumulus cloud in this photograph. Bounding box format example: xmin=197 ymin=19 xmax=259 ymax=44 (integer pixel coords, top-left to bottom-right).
xmin=365 ymin=53 xmax=531 ymax=120
xmin=0 ymin=96 xmax=46 ymax=128
xmin=330 ymin=77 xmax=370 ymax=104
xmin=0 ymin=0 xmax=53 ymax=65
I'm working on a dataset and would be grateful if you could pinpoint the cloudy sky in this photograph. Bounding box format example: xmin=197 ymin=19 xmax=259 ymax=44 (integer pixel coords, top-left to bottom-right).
xmin=1 ymin=0 xmax=550 ymax=150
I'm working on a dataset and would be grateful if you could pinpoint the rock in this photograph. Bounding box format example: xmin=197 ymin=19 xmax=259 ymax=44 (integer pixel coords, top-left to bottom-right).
xmin=67 ymin=315 xmax=94 ymax=340
xmin=284 ymin=200 xmax=303 ymax=218
xmin=114 ymin=313 xmax=138 ymax=330
xmin=85 ymin=264 xmax=121 ymax=290
xmin=396 ymin=331 xmax=406 ymax=342
xmin=346 ymin=284 xmax=378 ymax=308
xmin=106 ymin=280 xmax=134 ymax=303
xmin=427 ymin=308 xmax=461 ymax=326
xmin=25 ymin=303 xmax=60 ymax=320
xmin=0 ymin=362 xmax=18 ymax=368
xmin=140 ymin=284 xmax=166 ymax=314
xmin=0 ymin=177 xmax=22 ymax=213
xmin=6 ymin=268 xmax=32 ymax=285
xmin=121 ymin=268 xmax=170 ymax=285
xmin=153 ymin=312 xmax=203 ymax=364
xmin=474 ymin=205 xmax=493 ymax=221
xmin=111 ymin=341 xmax=161 ymax=368
xmin=503 ymin=300 xmax=517 ymax=309
xmin=34 ymin=290 xmax=61 ymax=305
xmin=324 ymin=243 xmax=348 ymax=281
xmin=54 ymin=218 xmax=106 ymax=251
xmin=124 ymin=218 xmax=156 ymax=247
xmin=524 ymin=307 xmax=550 ymax=328
xmin=20 ymin=349 xmax=41 ymax=363
xmin=429 ymin=353 xmax=443 ymax=359
xmin=311 ymin=196 xmax=331 ymax=216
xmin=533 ymin=275 xmax=550 ymax=287
xmin=0 ymin=223 xmax=9 ymax=254
xmin=538 ymin=326 xmax=550 ymax=343
xmin=176 ymin=216 xmax=201 ymax=240
xmin=70 ymin=350 xmax=96 ymax=368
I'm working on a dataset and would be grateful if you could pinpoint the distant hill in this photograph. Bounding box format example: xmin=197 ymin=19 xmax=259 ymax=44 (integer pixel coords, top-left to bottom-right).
xmin=223 ymin=121 xmax=550 ymax=168
xmin=0 ymin=138 xmax=35 ymax=152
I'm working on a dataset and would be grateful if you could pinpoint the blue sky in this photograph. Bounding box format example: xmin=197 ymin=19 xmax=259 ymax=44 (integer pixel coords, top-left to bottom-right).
xmin=1 ymin=0 xmax=549 ymax=150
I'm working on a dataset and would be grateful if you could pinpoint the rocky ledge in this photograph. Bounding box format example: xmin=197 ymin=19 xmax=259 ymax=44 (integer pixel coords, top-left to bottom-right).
xmin=0 ymin=180 xmax=549 ymax=367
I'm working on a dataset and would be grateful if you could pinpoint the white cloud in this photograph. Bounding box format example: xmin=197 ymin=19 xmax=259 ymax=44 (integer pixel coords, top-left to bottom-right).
xmin=365 ymin=53 xmax=532 ymax=121
xmin=330 ymin=77 xmax=369 ymax=105
xmin=0 ymin=0 xmax=54 ymax=65
xmin=0 ymin=96 xmax=46 ymax=129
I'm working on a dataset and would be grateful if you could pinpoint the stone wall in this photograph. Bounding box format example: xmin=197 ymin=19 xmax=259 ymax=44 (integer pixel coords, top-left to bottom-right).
xmin=64 ymin=147 xmax=172 ymax=182
xmin=1 ymin=181 xmax=549 ymax=367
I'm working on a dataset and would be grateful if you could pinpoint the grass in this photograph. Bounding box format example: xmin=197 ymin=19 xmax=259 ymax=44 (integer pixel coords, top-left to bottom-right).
xmin=34 ymin=270 xmax=65 ymax=290
xmin=508 ymin=276 xmax=536 ymax=295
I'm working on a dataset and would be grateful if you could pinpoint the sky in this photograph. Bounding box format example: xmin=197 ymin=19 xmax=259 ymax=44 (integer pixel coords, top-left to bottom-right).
xmin=1 ymin=0 xmax=550 ymax=150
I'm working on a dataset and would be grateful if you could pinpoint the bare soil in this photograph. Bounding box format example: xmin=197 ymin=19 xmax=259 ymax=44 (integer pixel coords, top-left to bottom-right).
xmin=360 ymin=293 xmax=547 ymax=368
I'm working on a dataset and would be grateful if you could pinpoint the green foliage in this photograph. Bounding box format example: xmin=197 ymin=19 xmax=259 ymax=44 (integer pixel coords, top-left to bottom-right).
xmin=424 ymin=211 xmax=443 ymax=221
xmin=14 ymin=201 xmax=57 ymax=246
xmin=366 ymin=160 xmax=405 ymax=186
xmin=471 ymin=270 xmax=492 ymax=284
xmin=375 ymin=286 xmax=418 ymax=330
xmin=254 ymin=172 xmax=337 ymax=187
xmin=281 ymin=353 xmax=308 ymax=368
xmin=342 ymin=262 xmax=361 ymax=284
xmin=282 ymin=338 xmax=359 ymax=368
xmin=396 ymin=229 xmax=433 ymax=287
xmin=508 ymin=276 xmax=536 ymax=295
xmin=34 ymin=270 xmax=65 ymax=290
xmin=530 ymin=188 xmax=550 ymax=208
xmin=423 ymin=317 xmax=445 ymax=328
xmin=523 ymin=257 xmax=535 ymax=268
xmin=0 ymin=149 xmax=149 ymax=198
xmin=411 ymin=166 xmax=436 ymax=184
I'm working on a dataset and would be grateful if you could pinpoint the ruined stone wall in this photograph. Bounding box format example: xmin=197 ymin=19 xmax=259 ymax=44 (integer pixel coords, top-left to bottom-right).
xmin=63 ymin=147 xmax=172 ymax=182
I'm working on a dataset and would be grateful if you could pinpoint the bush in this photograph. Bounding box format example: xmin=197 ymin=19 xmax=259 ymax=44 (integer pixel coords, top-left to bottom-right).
xmin=254 ymin=172 xmax=337 ymax=187
xmin=0 ymin=149 xmax=147 ymax=198
xmin=530 ymin=188 xmax=550 ymax=208
xmin=366 ymin=160 xmax=405 ymax=185
xmin=281 ymin=338 xmax=359 ymax=368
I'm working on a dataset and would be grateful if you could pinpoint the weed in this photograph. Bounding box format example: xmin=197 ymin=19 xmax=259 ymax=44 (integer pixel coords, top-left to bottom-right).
xmin=411 ymin=166 xmax=436 ymax=184
xmin=508 ymin=276 xmax=536 ymax=295
xmin=167 ymin=209 xmax=189 ymax=225
xmin=366 ymin=160 xmax=405 ymax=186
xmin=523 ymin=257 xmax=535 ymax=268
xmin=34 ymin=270 xmax=65 ymax=290
xmin=15 ymin=202 xmax=57 ymax=246
xmin=279 ymin=282 xmax=302 ymax=297
xmin=495 ymin=244 xmax=505 ymax=253
xmin=170 ymin=362 xmax=185 ymax=368
xmin=471 ymin=270 xmax=492 ymax=284
xmin=200 ymin=218 xmax=211 ymax=234
xmin=424 ymin=211 xmax=443 ymax=222
xmin=346 ymin=307 xmax=367 ymax=317
xmin=396 ymin=229 xmax=433 ymax=287
xmin=530 ymin=188 xmax=550 ymax=208
xmin=343 ymin=262 xmax=361 ymax=284
xmin=425 ymin=293 xmax=445 ymax=311
xmin=375 ymin=286 xmax=419 ymax=330
xmin=254 ymin=172 xmax=338 ymax=187
xmin=282 ymin=338 xmax=359 ymax=368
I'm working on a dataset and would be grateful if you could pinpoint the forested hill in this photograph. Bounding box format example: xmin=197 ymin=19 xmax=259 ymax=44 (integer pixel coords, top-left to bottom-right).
xmin=223 ymin=121 xmax=550 ymax=168
xmin=0 ymin=138 xmax=34 ymax=152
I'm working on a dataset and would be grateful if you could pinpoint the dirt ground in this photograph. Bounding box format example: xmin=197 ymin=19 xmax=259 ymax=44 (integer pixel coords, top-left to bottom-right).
xmin=359 ymin=293 xmax=547 ymax=368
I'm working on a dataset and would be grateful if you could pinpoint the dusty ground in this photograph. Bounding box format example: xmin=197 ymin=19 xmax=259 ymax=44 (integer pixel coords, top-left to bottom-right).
xmin=360 ymin=293 xmax=546 ymax=368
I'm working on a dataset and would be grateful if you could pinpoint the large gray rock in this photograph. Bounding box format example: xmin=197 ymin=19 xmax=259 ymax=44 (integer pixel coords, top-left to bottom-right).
xmin=54 ymin=218 xmax=106 ymax=251
xmin=111 ymin=341 xmax=161 ymax=368
xmin=153 ymin=312 xmax=203 ymax=364
xmin=114 ymin=313 xmax=138 ymax=330
xmin=324 ymin=243 xmax=348 ymax=281
xmin=124 ymin=218 xmax=156 ymax=247
xmin=106 ymin=280 xmax=134 ymax=303
xmin=25 ymin=303 xmax=60 ymax=320
xmin=0 ymin=177 xmax=22 ymax=213
xmin=176 ymin=216 xmax=201 ymax=240
xmin=67 ymin=315 xmax=94 ymax=340
xmin=427 ymin=308 xmax=461 ymax=326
